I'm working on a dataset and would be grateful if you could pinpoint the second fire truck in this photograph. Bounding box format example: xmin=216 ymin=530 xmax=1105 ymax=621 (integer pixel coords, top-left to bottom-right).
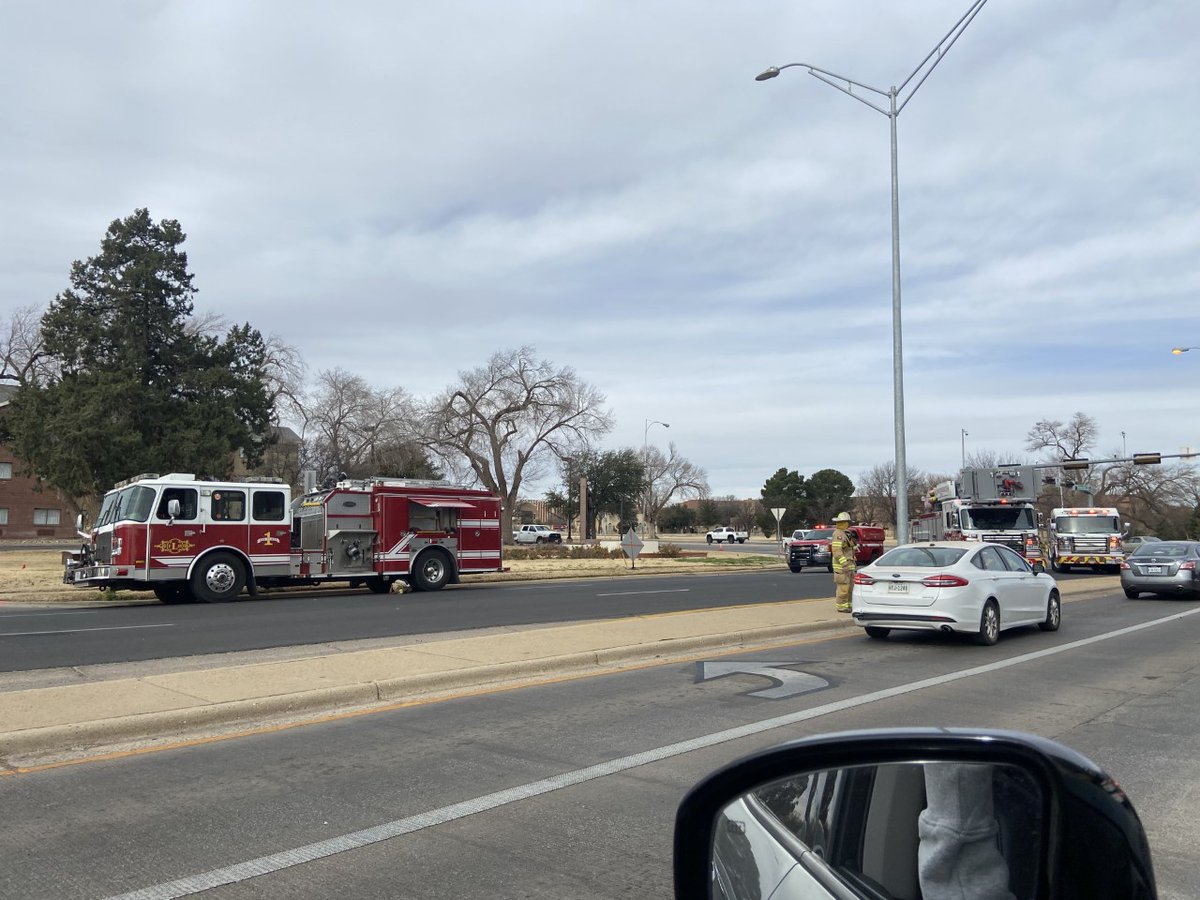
xmin=910 ymin=466 xmax=1045 ymax=565
xmin=64 ymin=472 xmax=504 ymax=602
xmin=1045 ymin=506 xmax=1126 ymax=573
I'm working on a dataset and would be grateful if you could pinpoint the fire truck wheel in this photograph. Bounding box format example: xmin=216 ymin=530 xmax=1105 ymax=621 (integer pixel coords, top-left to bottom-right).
xmin=153 ymin=584 xmax=194 ymax=605
xmin=191 ymin=552 xmax=246 ymax=603
xmin=975 ymin=599 xmax=1000 ymax=646
xmin=411 ymin=550 xmax=451 ymax=592
xmin=365 ymin=577 xmax=393 ymax=594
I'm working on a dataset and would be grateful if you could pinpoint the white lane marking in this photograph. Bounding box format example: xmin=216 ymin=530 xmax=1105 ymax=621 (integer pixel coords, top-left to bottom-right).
xmin=0 ymin=624 xmax=174 ymax=638
xmin=595 ymin=588 xmax=691 ymax=597
xmin=0 ymin=611 xmax=100 ymax=618
xmin=103 ymin=606 xmax=1200 ymax=900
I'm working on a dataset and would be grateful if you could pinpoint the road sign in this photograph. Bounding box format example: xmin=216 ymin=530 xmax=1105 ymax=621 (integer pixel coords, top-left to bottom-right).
xmin=620 ymin=529 xmax=645 ymax=569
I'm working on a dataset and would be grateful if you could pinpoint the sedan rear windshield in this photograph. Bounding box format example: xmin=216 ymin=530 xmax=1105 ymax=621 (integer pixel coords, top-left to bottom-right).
xmin=1130 ymin=542 xmax=1191 ymax=559
xmin=876 ymin=546 xmax=968 ymax=567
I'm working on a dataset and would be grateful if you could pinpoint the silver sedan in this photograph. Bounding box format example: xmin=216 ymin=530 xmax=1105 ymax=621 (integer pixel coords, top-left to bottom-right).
xmin=1120 ymin=541 xmax=1200 ymax=599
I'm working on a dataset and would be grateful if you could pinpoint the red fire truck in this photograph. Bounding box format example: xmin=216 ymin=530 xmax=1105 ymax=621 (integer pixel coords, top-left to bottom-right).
xmin=63 ymin=473 xmax=504 ymax=602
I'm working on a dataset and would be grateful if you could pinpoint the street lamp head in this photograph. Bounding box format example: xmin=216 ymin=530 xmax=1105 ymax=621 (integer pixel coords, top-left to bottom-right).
xmin=755 ymin=66 xmax=780 ymax=82
xmin=1171 ymin=347 xmax=1195 ymax=355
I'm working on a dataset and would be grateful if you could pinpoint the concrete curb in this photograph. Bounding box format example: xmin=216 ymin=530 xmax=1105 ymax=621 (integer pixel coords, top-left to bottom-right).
xmin=1 ymin=619 xmax=854 ymax=763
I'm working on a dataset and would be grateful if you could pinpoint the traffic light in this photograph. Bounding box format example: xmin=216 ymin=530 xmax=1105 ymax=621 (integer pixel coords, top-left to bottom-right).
xmin=1061 ymin=458 xmax=1090 ymax=471
xmin=1132 ymin=453 xmax=1161 ymax=465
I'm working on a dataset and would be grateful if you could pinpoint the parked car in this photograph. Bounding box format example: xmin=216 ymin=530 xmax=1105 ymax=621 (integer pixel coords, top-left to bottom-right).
xmin=787 ymin=525 xmax=885 ymax=573
xmin=1122 ymin=535 xmax=1163 ymax=551
xmin=1120 ymin=540 xmax=1200 ymax=599
xmin=675 ymin=728 xmax=1158 ymax=900
xmin=789 ymin=529 xmax=811 ymax=542
xmin=513 ymin=524 xmax=562 ymax=544
xmin=851 ymin=541 xmax=1060 ymax=645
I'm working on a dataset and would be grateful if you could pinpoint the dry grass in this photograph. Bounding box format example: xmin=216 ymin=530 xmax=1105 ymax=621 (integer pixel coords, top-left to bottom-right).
xmin=0 ymin=548 xmax=782 ymax=604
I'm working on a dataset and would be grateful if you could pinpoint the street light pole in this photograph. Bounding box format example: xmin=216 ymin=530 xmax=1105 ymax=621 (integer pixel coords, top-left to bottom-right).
xmin=756 ymin=0 xmax=990 ymax=546
xmin=643 ymin=419 xmax=669 ymax=535
xmin=961 ymin=429 xmax=968 ymax=470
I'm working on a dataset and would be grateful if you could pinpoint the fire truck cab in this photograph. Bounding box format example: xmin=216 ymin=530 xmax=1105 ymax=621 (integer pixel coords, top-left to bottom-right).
xmin=1046 ymin=506 xmax=1127 ymax=573
xmin=910 ymin=466 xmax=1045 ymax=565
xmin=65 ymin=473 xmax=503 ymax=603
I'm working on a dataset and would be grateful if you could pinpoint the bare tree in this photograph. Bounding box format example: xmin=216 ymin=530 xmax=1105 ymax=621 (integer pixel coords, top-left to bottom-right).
xmin=1025 ymin=413 xmax=1098 ymax=461
xmin=299 ymin=368 xmax=428 ymax=481
xmin=1094 ymin=459 xmax=1200 ymax=535
xmin=642 ymin=443 xmax=708 ymax=536
xmin=856 ymin=461 xmax=938 ymax=530
xmin=0 ymin=304 xmax=55 ymax=385
xmin=422 ymin=347 xmax=613 ymax=540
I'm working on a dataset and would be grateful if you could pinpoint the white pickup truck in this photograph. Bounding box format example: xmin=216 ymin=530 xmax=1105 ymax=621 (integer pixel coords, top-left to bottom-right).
xmin=513 ymin=524 xmax=563 ymax=544
xmin=706 ymin=526 xmax=748 ymax=545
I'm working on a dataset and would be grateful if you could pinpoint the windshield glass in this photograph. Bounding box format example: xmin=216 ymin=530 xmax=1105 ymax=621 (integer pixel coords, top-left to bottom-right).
xmin=95 ymin=491 xmax=120 ymax=527
xmin=1055 ymin=516 xmax=1120 ymax=534
xmin=961 ymin=506 xmax=1036 ymax=531
xmin=804 ymin=529 xmax=834 ymax=540
xmin=1131 ymin=542 xmax=1190 ymax=559
xmin=97 ymin=485 xmax=156 ymax=525
xmin=877 ymin=546 xmax=968 ymax=567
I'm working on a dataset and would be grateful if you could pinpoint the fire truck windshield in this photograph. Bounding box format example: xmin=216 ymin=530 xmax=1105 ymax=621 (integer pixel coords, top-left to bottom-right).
xmin=1054 ymin=516 xmax=1120 ymax=534
xmin=96 ymin=485 xmax=156 ymax=526
xmin=960 ymin=506 xmax=1036 ymax=531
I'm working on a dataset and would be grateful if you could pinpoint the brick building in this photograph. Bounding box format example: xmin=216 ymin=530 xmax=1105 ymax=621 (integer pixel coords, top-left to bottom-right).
xmin=0 ymin=383 xmax=77 ymax=539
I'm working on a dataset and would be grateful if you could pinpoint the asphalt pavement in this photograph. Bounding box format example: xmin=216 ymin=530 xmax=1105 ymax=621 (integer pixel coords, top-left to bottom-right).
xmin=0 ymin=573 xmax=1116 ymax=769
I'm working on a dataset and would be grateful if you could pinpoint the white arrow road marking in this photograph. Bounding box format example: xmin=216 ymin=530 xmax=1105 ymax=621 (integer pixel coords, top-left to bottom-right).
xmin=698 ymin=661 xmax=830 ymax=699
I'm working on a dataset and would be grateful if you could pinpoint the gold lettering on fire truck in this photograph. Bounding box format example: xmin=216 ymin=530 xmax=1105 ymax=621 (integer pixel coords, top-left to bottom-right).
xmin=154 ymin=538 xmax=195 ymax=553
xmin=256 ymin=531 xmax=280 ymax=547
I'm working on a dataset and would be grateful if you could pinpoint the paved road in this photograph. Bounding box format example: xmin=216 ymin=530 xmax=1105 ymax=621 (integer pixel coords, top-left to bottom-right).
xmin=3 ymin=588 xmax=1196 ymax=900
xmin=0 ymin=569 xmax=841 ymax=671
xmin=0 ymin=566 xmax=1109 ymax=673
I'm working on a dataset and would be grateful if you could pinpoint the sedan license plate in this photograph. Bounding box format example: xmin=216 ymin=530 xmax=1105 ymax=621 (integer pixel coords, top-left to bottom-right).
xmin=887 ymin=582 xmax=909 ymax=593
xmin=1146 ymin=566 xmax=1163 ymax=574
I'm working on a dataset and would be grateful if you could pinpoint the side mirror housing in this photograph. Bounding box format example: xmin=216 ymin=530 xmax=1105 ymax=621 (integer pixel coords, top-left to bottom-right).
xmin=674 ymin=728 xmax=1157 ymax=900
xmin=167 ymin=498 xmax=181 ymax=519
xmin=1032 ymin=560 xmax=1046 ymax=575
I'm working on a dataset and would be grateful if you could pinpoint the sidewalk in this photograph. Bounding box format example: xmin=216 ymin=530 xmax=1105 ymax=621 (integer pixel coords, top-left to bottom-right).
xmin=0 ymin=576 xmax=1115 ymax=768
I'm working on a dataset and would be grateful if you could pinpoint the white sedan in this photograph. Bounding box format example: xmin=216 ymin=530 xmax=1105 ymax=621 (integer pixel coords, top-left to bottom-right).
xmin=852 ymin=541 xmax=1061 ymax=645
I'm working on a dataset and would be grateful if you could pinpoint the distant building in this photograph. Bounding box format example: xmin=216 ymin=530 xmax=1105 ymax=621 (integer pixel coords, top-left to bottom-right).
xmin=0 ymin=382 xmax=77 ymax=539
xmin=231 ymin=425 xmax=303 ymax=488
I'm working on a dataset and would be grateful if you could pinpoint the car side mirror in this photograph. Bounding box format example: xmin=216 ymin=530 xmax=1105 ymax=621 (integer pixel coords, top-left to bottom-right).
xmin=1032 ymin=560 xmax=1046 ymax=575
xmin=674 ymin=728 xmax=1157 ymax=900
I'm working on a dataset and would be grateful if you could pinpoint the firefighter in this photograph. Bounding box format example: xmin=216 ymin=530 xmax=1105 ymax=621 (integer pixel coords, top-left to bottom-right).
xmin=831 ymin=511 xmax=858 ymax=613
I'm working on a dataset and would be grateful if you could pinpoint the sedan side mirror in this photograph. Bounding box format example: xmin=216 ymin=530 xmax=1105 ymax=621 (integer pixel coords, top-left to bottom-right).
xmin=675 ymin=728 xmax=1157 ymax=900
xmin=1032 ymin=560 xmax=1046 ymax=575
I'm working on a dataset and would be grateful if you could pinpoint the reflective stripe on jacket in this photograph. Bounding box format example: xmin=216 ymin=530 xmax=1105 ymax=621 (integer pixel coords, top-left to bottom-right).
xmin=831 ymin=528 xmax=857 ymax=573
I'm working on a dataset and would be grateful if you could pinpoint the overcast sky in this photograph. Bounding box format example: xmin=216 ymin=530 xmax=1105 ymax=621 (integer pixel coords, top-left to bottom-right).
xmin=2 ymin=1 xmax=1197 ymax=499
